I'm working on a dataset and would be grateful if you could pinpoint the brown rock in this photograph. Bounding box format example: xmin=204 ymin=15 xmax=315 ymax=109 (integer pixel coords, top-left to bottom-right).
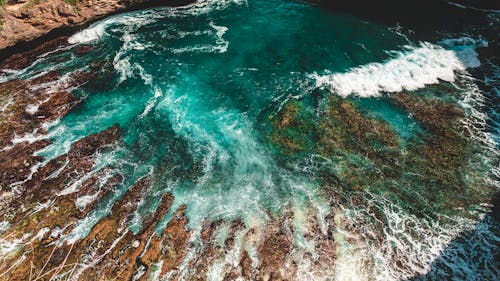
xmin=258 ymin=229 xmax=291 ymax=274
xmin=159 ymin=205 xmax=191 ymax=275
xmin=0 ymin=0 xmax=194 ymax=52
xmin=240 ymin=250 xmax=254 ymax=279
xmin=57 ymin=2 xmax=75 ymax=17
xmin=0 ymin=37 xmax=70 ymax=70
xmin=75 ymin=44 xmax=94 ymax=55
xmin=37 ymin=91 xmax=79 ymax=119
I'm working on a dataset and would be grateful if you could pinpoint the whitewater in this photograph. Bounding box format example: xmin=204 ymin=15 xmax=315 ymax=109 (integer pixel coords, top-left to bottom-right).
xmin=0 ymin=0 xmax=498 ymax=280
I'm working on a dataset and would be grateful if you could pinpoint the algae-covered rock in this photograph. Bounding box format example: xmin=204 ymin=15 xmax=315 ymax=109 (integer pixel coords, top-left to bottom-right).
xmin=393 ymin=93 xmax=494 ymax=212
xmin=269 ymin=95 xmax=399 ymax=190
xmin=268 ymin=91 xmax=495 ymax=217
xmin=269 ymin=100 xmax=317 ymax=155
xmin=319 ymin=95 xmax=398 ymax=155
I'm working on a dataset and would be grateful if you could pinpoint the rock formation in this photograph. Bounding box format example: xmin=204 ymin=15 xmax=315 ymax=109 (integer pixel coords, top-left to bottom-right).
xmin=0 ymin=0 xmax=193 ymax=56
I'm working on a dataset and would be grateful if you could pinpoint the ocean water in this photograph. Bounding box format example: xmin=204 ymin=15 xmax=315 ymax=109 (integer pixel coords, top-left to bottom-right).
xmin=1 ymin=0 xmax=499 ymax=280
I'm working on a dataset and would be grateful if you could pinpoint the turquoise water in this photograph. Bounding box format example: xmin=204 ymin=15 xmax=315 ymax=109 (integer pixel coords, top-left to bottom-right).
xmin=37 ymin=0 xmax=414 ymax=225
xmin=2 ymin=0 xmax=499 ymax=279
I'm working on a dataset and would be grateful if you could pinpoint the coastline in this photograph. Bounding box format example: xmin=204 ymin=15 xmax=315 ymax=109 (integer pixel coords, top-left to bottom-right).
xmin=0 ymin=0 xmax=193 ymax=63
xmin=0 ymin=1 xmax=498 ymax=280
xmin=2 ymin=0 xmax=497 ymax=64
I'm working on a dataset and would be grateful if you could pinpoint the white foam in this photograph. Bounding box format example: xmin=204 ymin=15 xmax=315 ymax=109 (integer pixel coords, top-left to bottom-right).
xmin=0 ymin=233 xmax=30 ymax=257
xmin=114 ymin=56 xmax=134 ymax=84
xmin=68 ymin=22 xmax=107 ymax=44
xmin=75 ymin=194 xmax=98 ymax=210
xmin=170 ymin=22 xmax=229 ymax=54
xmin=29 ymin=70 xmax=83 ymax=94
xmin=210 ymin=21 xmax=229 ymax=52
xmin=68 ymin=0 xmax=245 ymax=45
xmin=311 ymin=42 xmax=482 ymax=97
xmin=0 ymin=98 xmax=14 ymax=113
xmin=446 ymin=1 xmax=500 ymax=12
xmin=440 ymin=37 xmax=487 ymax=68
xmin=25 ymin=104 xmax=39 ymax=115
xmin=68 ymin=10 xmax=162 ymax=44
xmin=5 ymin=128 xmax=42 ymax=147
xmin=166 ymin=0 xmax=247 ymax=17
xmin=0 ymin=221 xmax=9 ymax=234
xmin=31 ymin=227 xmax=50 ymax=242
xmin=140 ymin=86 xmax=163 ymax=118
xmin=112 ymin=32 xmax=153 ymax=84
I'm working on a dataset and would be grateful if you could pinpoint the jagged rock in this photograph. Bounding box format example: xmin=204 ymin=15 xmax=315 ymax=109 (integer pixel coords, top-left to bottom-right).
xmin=0 ymin=37 xmax=70 ymax=70
xmin=57 ymin=2 xmax=75 ymax=17
xmin=0 ymin=0 xmax=195 ymax=53
xmin=257 ymin=229 xmax=292 ymax=279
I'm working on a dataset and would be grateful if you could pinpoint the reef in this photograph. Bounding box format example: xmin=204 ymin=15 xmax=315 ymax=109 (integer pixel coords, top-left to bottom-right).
xmin=0 ymin=45 xmax=495 ymax=279
xmin=0 ymin=42 xmax=338 ymax=280
xmin=269 ymin=90 xmax=496 ymax=216
xmin=0 ymin=1 xmax=497 ymax=279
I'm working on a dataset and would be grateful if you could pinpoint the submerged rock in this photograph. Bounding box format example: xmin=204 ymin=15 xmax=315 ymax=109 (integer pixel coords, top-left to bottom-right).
xmin=269 ymin=90 xmax=495 ymax=218
xmin=257 ymin=227 xmax=292 ymax=278
xmin=74 ymin=44 xmax=94 ymax=55
xmin=269 ymin=100 xmax=317 ymax=155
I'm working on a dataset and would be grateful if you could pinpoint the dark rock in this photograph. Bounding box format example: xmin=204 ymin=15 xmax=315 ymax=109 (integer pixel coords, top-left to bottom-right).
xmin=0 ymin=37 xmax=70 ymax=70
xmin=492 ymin=192 xmax=500 ymax=223
xmin=75 ymin=45 xmax=94 ymax=55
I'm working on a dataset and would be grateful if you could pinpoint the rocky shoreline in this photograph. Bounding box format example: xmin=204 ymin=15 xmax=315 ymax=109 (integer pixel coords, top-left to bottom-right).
xmin=0 ymin=1 xmax=498 ymax=280
xmin=0 ymin=29 xmax=337 ymax=280
xmin=0 ymin=0 xmax=193 ymax=62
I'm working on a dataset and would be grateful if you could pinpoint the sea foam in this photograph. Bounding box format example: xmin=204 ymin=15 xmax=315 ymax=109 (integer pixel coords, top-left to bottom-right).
xmin=311 ymin=41 xmax=482 ymax=97
xmin=68 ymin=10 xmax=162 ymax=44
xmin=68 ymin=0 xmax=245 ymax=45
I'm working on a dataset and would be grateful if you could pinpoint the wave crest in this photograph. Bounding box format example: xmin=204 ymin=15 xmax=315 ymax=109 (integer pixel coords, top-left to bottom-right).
xmin=310 ymin=41 xmax=483 ymax=97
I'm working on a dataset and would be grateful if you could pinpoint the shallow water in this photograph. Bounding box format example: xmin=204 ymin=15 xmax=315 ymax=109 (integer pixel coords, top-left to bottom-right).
xmin=1 ymin=0 xmax=499 ymax=280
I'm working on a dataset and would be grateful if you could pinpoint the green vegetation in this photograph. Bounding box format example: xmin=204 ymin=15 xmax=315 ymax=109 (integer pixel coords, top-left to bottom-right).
xmin=64 ymin=0 xmax=79 ymax=6
xmin=26 ymin=0 xmax=41 ymax=9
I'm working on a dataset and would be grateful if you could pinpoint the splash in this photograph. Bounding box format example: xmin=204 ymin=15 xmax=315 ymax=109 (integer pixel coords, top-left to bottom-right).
xmin=311 ymin=41 xmax=483 ymax=97
xmin=0 ymin=1 xmax=498 ymax=280
xmin=67 ymin=0 xmax=246 ymax=45
xmin=68 ymin=10 xmax=163 ymax=44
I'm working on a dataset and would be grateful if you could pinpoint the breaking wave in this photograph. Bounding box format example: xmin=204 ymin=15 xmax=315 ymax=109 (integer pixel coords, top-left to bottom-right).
xmin=68 ymin=10 xmax=162 ymax=44
xmin=310 ymin=41 xmax=484 ymax=97
xmin=68 ymin=0 xmax=246 ymax=45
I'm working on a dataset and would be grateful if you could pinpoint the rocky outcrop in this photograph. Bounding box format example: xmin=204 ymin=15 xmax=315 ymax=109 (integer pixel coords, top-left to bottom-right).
xmin=0 ymin=0 xmax=193 ymax=56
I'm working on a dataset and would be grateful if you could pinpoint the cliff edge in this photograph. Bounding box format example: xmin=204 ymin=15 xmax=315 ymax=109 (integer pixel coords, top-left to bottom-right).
xmin=0 ymin=0 xmax=191 ymax=52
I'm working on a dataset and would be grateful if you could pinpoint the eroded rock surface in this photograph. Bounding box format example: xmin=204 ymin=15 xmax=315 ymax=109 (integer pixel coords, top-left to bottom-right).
xmin=0 ymin=0 xmax=193 ymax=51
